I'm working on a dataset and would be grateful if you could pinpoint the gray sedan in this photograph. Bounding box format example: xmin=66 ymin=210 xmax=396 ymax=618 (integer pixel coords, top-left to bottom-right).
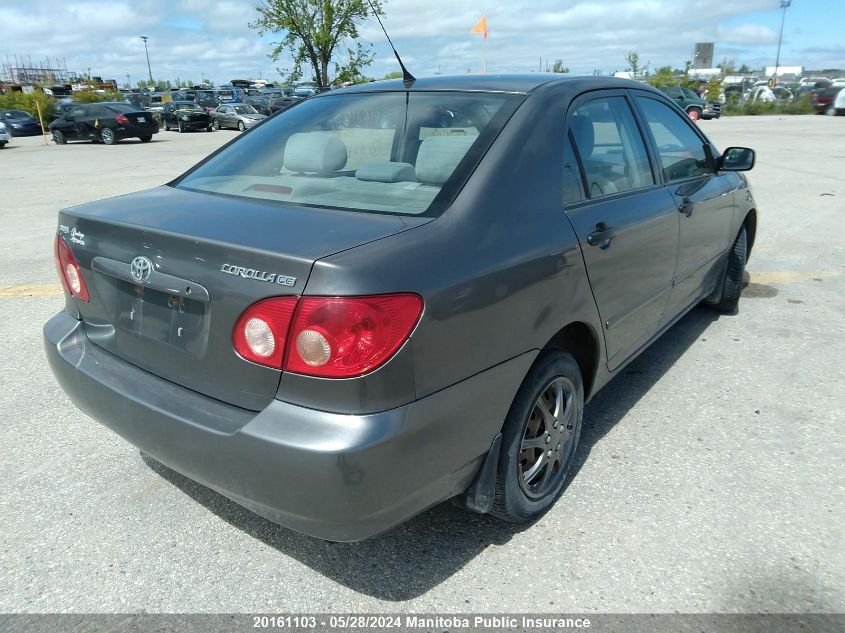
xmin=44 ymin=75 xmax=758 ymax=542
xmin=210 ymin=104 xmax=267 ymax=131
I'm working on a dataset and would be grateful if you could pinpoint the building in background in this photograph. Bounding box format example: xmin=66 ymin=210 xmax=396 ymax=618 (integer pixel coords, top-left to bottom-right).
xmin=692 ymin=43 xmax=714 ymax=69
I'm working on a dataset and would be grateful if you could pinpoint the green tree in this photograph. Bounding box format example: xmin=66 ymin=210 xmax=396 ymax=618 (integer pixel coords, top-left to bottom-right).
xmin=383 ymin=70 xmax=403 ymax=80
xmin=72 ymin=90 xmax=125 ymax=104
xmin=552 ymin=59 xmax=569 ymax=73
xmin=705 ymin=75 xmax=722 ymax=101
xmin=251 ymin=0 xmax=383 ymax=89
xmin=625 ymin=51 xmax=641 ymax=78
xmin=738 ymin=63 xmax=751 ymax=74
xmin=647 ymin=66 xmax=676 ymax=88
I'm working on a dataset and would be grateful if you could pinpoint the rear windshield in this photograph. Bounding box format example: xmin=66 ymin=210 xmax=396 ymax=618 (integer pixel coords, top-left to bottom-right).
xmin=176 ymin=91 xmax=520 ymax=216
xmin=101 ymin=103 xmax=137 ymax=114
xmin=173 ymin=102 xmax=203 ymax=111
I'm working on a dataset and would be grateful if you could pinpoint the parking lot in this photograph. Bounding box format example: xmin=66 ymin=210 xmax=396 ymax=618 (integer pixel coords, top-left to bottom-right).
xmin=1 ymin=116 xmax=843 ymax=613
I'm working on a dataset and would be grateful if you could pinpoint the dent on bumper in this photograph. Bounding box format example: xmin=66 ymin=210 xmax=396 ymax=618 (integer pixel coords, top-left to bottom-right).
xmin=44 ymin=312 xmax=534 ymax=541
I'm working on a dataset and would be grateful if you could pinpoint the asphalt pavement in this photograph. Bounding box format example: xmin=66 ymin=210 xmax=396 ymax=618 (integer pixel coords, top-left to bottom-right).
xmin=0 ymin=116 xmax=842 ymax=613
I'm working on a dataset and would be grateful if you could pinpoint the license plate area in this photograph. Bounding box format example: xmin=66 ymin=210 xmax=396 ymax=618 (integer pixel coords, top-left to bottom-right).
xmin=117 ymin=283 xmax=206 ymax=354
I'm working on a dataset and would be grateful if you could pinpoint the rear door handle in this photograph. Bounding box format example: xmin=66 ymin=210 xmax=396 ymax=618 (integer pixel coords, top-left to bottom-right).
xmin=586 ymin=223 xmax=617 ymax=247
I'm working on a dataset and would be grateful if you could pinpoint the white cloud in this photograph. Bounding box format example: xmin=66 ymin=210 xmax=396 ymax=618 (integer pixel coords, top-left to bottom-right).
xmin=0 ymin=0 xmax=835 ymax=84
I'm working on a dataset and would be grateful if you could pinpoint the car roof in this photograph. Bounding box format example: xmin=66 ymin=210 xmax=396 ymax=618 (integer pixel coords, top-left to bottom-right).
xmin=330 ymin=73 xmax=653 ymax=96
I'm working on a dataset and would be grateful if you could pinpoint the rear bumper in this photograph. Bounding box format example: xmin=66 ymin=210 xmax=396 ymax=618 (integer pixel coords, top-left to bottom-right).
xmin=44 ymin=311 xmax=532 ymax=541
xmin=115 ymin=124 xmax=159 ymax=139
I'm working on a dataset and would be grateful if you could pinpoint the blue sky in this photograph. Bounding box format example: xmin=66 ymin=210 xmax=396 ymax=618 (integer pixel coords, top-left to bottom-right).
xmin=1 ymin=1 xmax=842 ymax=86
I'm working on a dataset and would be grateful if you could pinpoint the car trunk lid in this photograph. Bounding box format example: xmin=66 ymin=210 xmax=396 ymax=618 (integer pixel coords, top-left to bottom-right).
xmin=60 ymin=185 xmax=429 ymax=410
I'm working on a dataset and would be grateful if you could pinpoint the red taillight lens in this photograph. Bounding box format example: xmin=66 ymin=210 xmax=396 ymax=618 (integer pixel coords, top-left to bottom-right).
xmin=115 ymin=114 xmax=130 ymax=125
xmin=285 ymin=294 xmax=423 ymax=378
xmin=54 ymin=235 xmax=90 ymax=302
xmin=232 ymin=297 xmax=298 ymax=368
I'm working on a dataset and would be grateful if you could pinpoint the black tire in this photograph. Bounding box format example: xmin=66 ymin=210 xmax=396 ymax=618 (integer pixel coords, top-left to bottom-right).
xmin=163 ymin=119 xmax=170 ymax=131
xmin=237 ymin=120 xmax=245 ymax=131
xmin=139 ymin=135 xmax=152 ymax=143
xmin=0 ymin=141 xmax=6 ymax=149
xmin=178 ymin=121 xmax=184 ymax=133
xmin=206 ymin=124 xmax=213 ymax=132
xmin=212 ymin=119 xmax=220 ymax=130
xmin=52 ymin=130 xmax=66 ymax=145
xmin=706 ymin=225 xmax=747 ymax=313
xmin=491 ymin=351 xmax=584 ymax=523
xmin=100 ymin=127 xmax=117 ymax=145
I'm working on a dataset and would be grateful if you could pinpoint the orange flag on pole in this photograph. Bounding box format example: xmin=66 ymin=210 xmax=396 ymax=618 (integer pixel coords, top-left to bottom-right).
xmin=470 ymin=15 xmax=488 ymax=40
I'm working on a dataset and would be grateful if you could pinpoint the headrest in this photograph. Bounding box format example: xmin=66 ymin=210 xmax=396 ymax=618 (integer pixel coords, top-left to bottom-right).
xmin=415 ymin=136 xmax=476 ymax=185
xmin=284 ymin=132 xmax=348 ymax=174
xmin=355 ymin=161 xmax=416 ymax=183
xmin=569 ymin=115 xmax=594 ymax=158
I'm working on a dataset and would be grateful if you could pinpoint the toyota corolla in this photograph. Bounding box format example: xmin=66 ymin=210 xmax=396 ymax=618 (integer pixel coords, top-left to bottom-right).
xmin=44 ymin=75 xmax=757 ymax=541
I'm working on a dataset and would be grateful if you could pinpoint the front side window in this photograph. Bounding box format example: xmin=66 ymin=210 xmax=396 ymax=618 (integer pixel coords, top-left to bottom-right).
xmin=176 ymin=91 xmax=519 ymax=216
xmin=568 ymin=96 xmax=654 ymax=198
xmin=635 ymin=97 xmax=713 ymax=182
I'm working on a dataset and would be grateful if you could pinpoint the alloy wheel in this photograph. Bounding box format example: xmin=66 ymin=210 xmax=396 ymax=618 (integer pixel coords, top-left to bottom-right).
xmin=518 ymin=376 xmax=578 ymax=499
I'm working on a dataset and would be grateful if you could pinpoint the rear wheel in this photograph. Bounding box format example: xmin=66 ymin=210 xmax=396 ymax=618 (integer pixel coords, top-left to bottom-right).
xmin=139 ymin=135 xmax=152 ymax=143
xmin=237 ymin=120 xmax=245 ymax=131
xmin=52 ymin=130 xmax=66 ymax=145
xmin=491 ymin=351 xmax=583 ymax=523
xmin=100 ymin=127 xmax=117 ymax=145
xmin=163 ymin=119 xmax=170 ymax=131
xmin=0 ymin=141 xmax=6 ymax=149
xmin=705 ymin=225 xmax=747 ymax=313
xmin=178 ymin=121 xmax=184 ymax=133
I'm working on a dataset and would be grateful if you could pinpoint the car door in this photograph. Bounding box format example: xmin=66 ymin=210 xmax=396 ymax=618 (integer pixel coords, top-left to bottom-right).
xmin=563 ymin=92 xmax=680 ymax=371
xmin=631 ymin=93 xmax=736 ymax=319
xmin=215 ymin=106 xmax=228 ymax=127
xmin=162 ymin=103 xmax=173 ymax=125
xmin=64 ymin=105 xmax=90 ymax=140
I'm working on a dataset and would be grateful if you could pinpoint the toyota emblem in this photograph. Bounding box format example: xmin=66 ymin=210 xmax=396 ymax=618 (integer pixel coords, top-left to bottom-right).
xmin=130 ymin=256 xmax=153 ymax=283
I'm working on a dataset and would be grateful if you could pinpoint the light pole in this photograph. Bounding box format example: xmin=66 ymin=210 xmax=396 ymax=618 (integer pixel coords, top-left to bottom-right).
xmin=773 ymin=0 xmax=791 ymax=86
xmin=140 ymin=35 xmax=153 ymax=84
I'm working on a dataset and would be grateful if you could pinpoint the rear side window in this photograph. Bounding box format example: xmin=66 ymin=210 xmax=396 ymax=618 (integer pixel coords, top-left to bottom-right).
xmin=176 ymin=91 xmax=520 ymax=216
xmin=635 ymin=97 xmax=713 ymax=182
xmin=568 ymin=96 xmax=654 ymax=198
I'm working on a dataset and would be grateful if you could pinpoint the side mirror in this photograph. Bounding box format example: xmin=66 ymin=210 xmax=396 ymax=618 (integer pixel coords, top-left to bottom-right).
xmin=719 ymin=147 xmax=756 ymax=171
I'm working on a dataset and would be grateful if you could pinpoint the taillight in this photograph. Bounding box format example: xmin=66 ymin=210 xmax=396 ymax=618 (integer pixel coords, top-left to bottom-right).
xmin=285 ymin=294 xmax=423 ymax=378
xmin=232 ymin=294 xmax=423 ymax=376
xmin=232 ymin=297 xmax=298 ymax=368
xmin=115 ymin=114 xmax=130 ymax=125
xmin=54 ymin=235 xmax=90 ymax=302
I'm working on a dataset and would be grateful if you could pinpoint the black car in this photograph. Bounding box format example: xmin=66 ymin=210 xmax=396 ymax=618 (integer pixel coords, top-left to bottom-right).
xmin=161 ymin=101 xmax=212 ymax=132
xmin=45 ymin=75 xmax=757 ymax=541
xmin=0 ymin=109 xmax=42 ymax=136
xmin=49 ymin=102 xmax=158 ymax=145
xmin=244 ymin=96 xmax=272 ymax=115
xmin=268 ymin=91 xmax=302 ymax=113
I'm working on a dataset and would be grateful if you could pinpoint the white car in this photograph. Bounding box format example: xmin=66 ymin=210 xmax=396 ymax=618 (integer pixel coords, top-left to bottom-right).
xmin=0 ymin=120 xmax=11 ymax=148
xmin=830 ymin=88 xmax=845 ymax=116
